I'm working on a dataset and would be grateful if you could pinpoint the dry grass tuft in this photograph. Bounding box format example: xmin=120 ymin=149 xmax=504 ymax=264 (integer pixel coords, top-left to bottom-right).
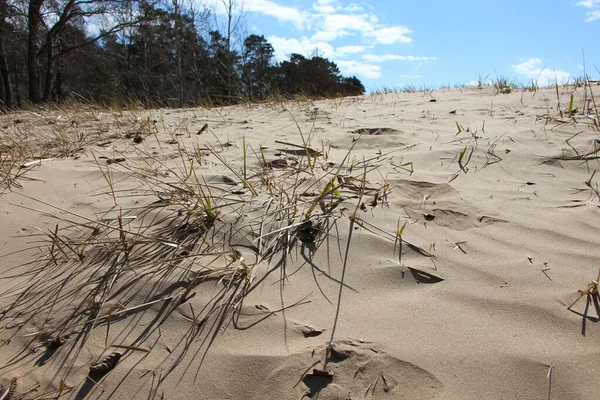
xmin=0 ymin=107 xmax=428 ymax=388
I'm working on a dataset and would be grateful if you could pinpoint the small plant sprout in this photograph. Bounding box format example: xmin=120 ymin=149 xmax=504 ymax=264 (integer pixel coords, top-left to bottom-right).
xmin=456 ymin=121 xmax=463 ymax=134
xmin=568 ymin=268 xmax=600 ymax=311
xmin=394 ymin=220 xmax=407 ymax=265
xmin=568 ymin=94 xmax=575 ymax=118
xmin=458 ymin=146 xmax=468 ymax=167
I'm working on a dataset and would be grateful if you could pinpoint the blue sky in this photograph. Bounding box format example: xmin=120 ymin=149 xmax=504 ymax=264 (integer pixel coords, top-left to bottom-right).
xmin=206 ymin=0 xmax=600 ymax=91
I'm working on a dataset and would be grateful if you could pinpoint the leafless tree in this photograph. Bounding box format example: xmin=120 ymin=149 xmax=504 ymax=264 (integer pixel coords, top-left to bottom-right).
xmin=210 ymin=0 xmax=245 ymax=101
xmin=25 ymin=0 xmax=150 ymax=103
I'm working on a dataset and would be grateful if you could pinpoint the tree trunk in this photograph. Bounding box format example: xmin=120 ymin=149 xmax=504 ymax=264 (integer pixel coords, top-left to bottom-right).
xmin=42 ymin=31 xmax=54 ymax=102
xmin=173 ymin=0 xmax=183 ymax=106
xmin=226 ymin=0 xmax=232 ymax=102
xmin=0 ymin=70 xmax=4 ymax=105
xmin=0 ymin=2 xmax=12 ymax=108
xmin=12 ymin=55 xmax=21 ymax=107
xmin=27 ymin=0 xmax=44 ymax=104
xmin=0 ymin=39 xmax=10 ymax=108
xmin=53 ymin=67 xmax=63 ymax=101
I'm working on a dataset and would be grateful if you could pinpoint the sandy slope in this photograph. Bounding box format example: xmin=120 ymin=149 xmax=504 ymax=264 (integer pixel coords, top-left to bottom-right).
xmin=1 ymin=86 xmax=600 ymax=399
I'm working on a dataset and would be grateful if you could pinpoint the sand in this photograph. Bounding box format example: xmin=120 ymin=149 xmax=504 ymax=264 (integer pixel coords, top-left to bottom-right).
xmin=1 ymin=85 xmax=599 ymax=399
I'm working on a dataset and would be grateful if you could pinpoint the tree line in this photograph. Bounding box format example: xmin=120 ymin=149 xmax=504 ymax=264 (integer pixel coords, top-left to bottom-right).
xmin=0 ymin=0 xmax=365 ymax=109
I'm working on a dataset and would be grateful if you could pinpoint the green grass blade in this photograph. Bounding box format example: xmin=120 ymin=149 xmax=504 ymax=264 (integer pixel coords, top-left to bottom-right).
xmin=397 ymin=222 xmax=407 ymax=237
xmin=111 ymin=344 xmax=150 ymax=352
xmin=568 ymin=94 xmax=574 ymax=117
xmin=459 ymin=146 xmax=467 ymax=164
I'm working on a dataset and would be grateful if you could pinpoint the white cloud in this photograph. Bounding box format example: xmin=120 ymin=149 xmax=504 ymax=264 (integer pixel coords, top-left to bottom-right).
xmin=248 ymin=0 xmax=306 ymax=28
xmin=313 ymin=4 xmax=337 ymax=13
xmin=362 ymin=54 xmax=436 ymax=62
xmin=584 ymin=10 xmax=600 ymax=21
xmin=306 ymin=12 xmax=412 ymax=44
xmin=344 ymin=3 xmax=364 ymax=12
xmin=574 ymin=0 xmax=600 ymax=21
xmin=267 ymin=35 xmax=335 ymax=61
xmin=367 ymin=26 xmax=412 ymax=44
xmin=268 ymin=36 xmax=367 ymax=60
xmin=308 ymin=12 xmax=371 ymax=42
xmin=311 ymin=30 xmax=347 ymax=41
xmin=575 ymin=0 xmax=599 ymax=7
xmin=203 ymin=0 xmax=305 ymax=29
xmin=336 ymin=60 xmax=382 ymax=79
xmin=512 ymin=58 xmax=571 ymax=86
xmin=336 ymin=45 xmax=368 ymax=55
xmin=313 ymin=0 xmax=339 ymax=14
xmin=324 ymin=13 xmax=374 ymax=34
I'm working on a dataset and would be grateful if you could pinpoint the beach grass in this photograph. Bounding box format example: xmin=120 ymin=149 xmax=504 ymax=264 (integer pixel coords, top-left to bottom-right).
xmin=0 ymin=103 xmax=420 ymax=388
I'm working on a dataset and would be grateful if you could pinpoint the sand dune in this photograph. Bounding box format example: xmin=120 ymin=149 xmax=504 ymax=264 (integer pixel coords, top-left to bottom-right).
xmin=1 ymin=86 xmax=599 ymax=399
